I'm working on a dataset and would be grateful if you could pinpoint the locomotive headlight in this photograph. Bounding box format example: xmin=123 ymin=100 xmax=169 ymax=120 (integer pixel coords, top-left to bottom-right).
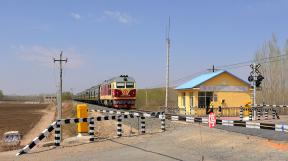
xmin=113 ymin=89 xmax=123 ymax=97
xmin=128 ymin=89 xmax=136 ymax=97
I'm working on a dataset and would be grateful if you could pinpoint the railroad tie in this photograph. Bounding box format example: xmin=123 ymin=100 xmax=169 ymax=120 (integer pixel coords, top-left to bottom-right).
xmin=117 ymin=115 xmax=122 ymax=137
xmin=89 ymin=117 xmax=95 ymax=142
xmin=140 ymin=116 xmax=146 ymax=134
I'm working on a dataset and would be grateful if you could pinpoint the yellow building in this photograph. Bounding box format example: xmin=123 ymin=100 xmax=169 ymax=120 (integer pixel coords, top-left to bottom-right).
xmin=175 ymin=70 xmax=251 ymax=114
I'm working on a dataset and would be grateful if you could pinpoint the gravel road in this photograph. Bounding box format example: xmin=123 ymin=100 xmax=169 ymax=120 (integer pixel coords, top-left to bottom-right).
xmin=1 ymin=121 xmax=288 ymax=161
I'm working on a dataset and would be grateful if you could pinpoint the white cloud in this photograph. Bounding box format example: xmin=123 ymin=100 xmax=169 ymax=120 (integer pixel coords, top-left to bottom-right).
xmin=16 ymin=45 xmax=84 ymax=69
xmin=71 ymin=12 xmax=81 ymax=20
xmin=104 ymin=10 xmax=135 ymax=24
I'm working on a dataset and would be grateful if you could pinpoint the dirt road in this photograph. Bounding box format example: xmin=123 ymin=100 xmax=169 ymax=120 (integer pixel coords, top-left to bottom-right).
xmin=1 ymin=122 xmax=288 ymax=161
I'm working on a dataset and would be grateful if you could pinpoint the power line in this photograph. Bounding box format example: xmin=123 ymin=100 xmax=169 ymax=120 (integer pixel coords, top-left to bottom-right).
xmin=222 ymin=56 xmax=286 ymax=70
xmin=144 ymin=53 xmax=287 ymax=89
xmin=172 ymin=54 xmax=287 ymax=86
xmin=216 ymin=54 xmax=287 ymax=69
xmin=144 ymin=70 xmax=206 ymax=89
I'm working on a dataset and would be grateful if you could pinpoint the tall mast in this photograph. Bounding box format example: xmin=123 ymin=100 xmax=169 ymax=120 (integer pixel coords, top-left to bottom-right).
xmin=165 ymin=17 xmax=171 ymax=110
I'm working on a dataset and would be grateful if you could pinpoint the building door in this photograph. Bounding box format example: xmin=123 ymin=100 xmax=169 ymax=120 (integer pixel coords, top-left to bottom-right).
xmin=198 ymin=92 xmax=213 ymax=108
xmin=205 ymin=92 xmax=213 ymax=107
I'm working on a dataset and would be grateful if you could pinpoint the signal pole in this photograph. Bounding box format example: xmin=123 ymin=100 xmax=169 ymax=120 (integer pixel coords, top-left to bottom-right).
xmin=165 ymin=17 xmax=171 ymax=111
xmin=249 ymin=63 xmax=261 ymax=120
xmin=252 ymin=63 xmax=257 ymax=120
xmin=53 ymin=51 xmax=68 ymax=141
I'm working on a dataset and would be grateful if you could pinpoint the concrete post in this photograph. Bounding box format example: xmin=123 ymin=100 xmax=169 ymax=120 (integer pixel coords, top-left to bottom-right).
xmin=239 ymin=106 xmax=243 ymax=121
xmin=140 ymin=116 xmax=146 ymax=134
xmin=249 ymin=109 xmax=252 ymax=121
xmin=117 ymin=115 xmax=122 ymax=137
xmin=264 ymin=109 xmax=268 ymax=120
xmin=89 ymin=117 xmax=95 ymax=142
xmin=160 ymin=114 xmax=165 ymax=132
xmin=54 ymin=121 xmax=61 ymax=146
xmin=272 ymin=109 xmax=276 ymax=119
xmin=257 ymin=109 xmax=261 ymax=120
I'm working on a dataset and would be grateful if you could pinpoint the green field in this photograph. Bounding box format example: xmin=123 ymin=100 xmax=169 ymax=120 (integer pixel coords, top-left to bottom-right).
xmin=135 ymin=88 xmax=177 ymax=111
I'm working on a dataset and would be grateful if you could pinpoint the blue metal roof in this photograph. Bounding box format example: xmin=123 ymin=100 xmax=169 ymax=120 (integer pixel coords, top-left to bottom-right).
xmin=175 ymin=70 xmax=225 ymax=90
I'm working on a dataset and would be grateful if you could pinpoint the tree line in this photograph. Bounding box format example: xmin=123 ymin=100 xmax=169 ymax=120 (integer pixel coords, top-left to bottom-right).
xmin=0 ymin=90 xmax=3 ymax=100
xmin=254 ymin=34 xmax=288 ymax=105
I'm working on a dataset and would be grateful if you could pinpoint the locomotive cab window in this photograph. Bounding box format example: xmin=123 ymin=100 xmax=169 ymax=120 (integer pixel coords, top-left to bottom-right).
xmin=126 ymin=82 xmax=134 ymax=88
xmin=116 ymin=82 xmax=125 ymax=88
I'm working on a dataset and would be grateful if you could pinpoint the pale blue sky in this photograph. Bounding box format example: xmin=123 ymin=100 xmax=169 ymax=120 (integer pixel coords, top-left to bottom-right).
xmin=1 ymin=0 xmax=288 ymax=95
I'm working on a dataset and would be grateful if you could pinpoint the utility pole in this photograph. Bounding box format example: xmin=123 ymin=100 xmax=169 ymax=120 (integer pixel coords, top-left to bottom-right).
xmin=208 ymin=65 xmax=218 ymax=73
xmin=165 ymin=17 xmax=171 ymax=111
xmin=53 ymin=51 xmax=68 ymax=141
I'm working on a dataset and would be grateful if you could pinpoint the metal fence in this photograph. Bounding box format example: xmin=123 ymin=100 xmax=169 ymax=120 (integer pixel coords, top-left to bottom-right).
xmin=169 ymin=106 xmax=241 ymax=117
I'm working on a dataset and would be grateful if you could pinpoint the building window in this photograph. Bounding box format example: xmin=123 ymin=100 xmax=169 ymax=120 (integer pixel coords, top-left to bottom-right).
xmin=213 ymin=94 xmax=218 ymax=102
xmin=190 ymin=92 xmax=193 ymax=107
xmin=198 ymin=92 xmax=214 ymax=108
xmin=182 ymin=92 xmax=186 ymax=107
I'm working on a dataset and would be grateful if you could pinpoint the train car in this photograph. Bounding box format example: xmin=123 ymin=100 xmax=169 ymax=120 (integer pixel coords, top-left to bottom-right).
xmin=100 ymin=75 xmax=136 ymax=109
xmin=74 ymin=75 xmax=136 ymax=109
xmin=86 ymin=85 xmax=100 ymax=104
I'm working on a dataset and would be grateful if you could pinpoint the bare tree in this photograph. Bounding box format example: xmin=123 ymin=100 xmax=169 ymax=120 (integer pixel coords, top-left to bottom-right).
xmin=255 ymin=35 xmax=288 ymax=105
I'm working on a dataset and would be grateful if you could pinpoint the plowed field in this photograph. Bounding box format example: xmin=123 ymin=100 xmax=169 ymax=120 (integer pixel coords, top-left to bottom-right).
xmin=0 ymin=103 xmax=50 ymax=151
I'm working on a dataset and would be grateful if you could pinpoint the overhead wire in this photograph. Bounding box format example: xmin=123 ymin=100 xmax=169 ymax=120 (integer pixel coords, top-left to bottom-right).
xmin=216 ymin=54 xmax=287 ymax=69
xmin=219 ymin=55 xmax=286 ymax=70
xmin=143 ymin=54 xmax=287 ymax=89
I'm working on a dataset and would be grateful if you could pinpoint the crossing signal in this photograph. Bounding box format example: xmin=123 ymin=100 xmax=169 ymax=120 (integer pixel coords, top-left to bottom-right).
xmin=255 ymin=75 xmax=264 ymax=87
xmin=248 ymin=75 xmax=253 ymax=82
xmin=257 ymin=75 xmax=264 ymax=81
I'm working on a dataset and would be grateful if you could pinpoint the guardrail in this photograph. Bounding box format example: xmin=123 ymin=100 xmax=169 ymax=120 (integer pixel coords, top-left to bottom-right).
xmin=16 ymin=113 xmax=165 ymax=156
xmin=166 ymin=114 xmax=288 ymax=133
xmin=168 ymin=105 xmax=287 ymax=118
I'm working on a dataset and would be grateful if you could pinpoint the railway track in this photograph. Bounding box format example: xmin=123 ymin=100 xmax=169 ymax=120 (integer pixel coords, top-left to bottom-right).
xmin=74 ymin=101 xmax=164 ymax=115
xmin=73 ymin=101 xmax=175 ymax=133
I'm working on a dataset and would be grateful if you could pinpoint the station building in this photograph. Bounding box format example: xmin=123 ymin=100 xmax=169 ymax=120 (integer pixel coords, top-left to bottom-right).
xmin=43 ymin=95 xmax=57 ymax=104
xmin=175 ymin=70 xmax=251 ymax=113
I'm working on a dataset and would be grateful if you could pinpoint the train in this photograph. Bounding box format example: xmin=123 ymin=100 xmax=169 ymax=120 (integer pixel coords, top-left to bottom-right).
xmin=74 ymin=75 xmax=136 ymax=109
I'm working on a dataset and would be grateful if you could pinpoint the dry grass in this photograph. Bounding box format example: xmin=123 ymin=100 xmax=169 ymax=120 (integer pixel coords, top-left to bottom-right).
xmin=62 ymin=101 xmax=77 ymax=139
xmin=136 ymin=88 xmax=177 ymax=111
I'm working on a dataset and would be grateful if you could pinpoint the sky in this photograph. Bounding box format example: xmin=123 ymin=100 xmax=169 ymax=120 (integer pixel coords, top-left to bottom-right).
xmin=1 ymin=0 xmax=288 ymax=95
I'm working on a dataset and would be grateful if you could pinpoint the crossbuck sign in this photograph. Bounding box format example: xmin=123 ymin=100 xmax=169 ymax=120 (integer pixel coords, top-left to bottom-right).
xmin=208 ymin=112 xmax=216 ymax=128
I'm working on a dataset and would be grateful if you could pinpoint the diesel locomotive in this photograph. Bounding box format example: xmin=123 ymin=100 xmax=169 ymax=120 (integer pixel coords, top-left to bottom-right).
xmin=74 ymin=75 xmax=136 ymax=109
